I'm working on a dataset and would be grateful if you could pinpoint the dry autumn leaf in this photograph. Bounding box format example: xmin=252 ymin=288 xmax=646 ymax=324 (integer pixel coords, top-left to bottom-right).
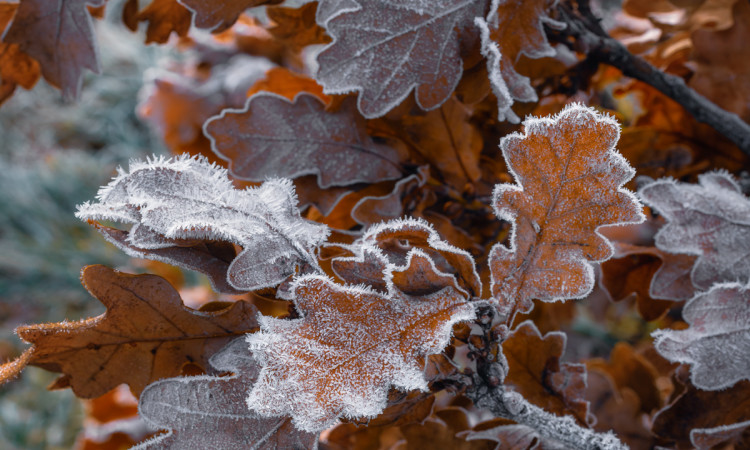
xmin=652 ymin=282 xmax=750 ymax=390
xmin=315 ymin=0 xmax=486 ymax=118
xmin=179 ymin=0 xmax=283 ymax=33
xmin=502 ymin=321 xmax=593 ymax=427
xmin=135 ymin=338 xmax=318 ymax=449
xmin=0 ymin=2 xmax=40 ymax=104
xmin=133 ymin=0 xmax=192 ymax=44
xmin=3 ymin=0 xmax=102 ymax=98
xmin=639 ymin=171 xmax=750 ymax=291
xmin=489 ymin=103 xmax=645 ymax=320
xmin=205 ymin=93 xmax=403 ymax=188
xmin=0 ymin=265 xmax=258 ymax=398
xmin=245 ymin=274 xmax=475 ymax=431
xmin=267 ymin=2 xmax=331 ymax=53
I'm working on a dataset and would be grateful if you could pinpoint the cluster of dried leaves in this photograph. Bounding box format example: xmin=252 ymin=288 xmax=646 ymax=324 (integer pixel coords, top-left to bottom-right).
xmin=1 ymin=0 xmax=749 ymax=449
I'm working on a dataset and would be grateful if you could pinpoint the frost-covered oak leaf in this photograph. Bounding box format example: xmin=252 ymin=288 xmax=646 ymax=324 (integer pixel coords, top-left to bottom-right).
xmin=178 ymin=0 xmax=283 ymax=32
xmin=490 ymin=104 xmax=644 ymax=319
xmin=245 ymin=275 xmax=475 ymax=432
xmin=1 ymin=265 xmax=258 ymax=398
xmin=135 ymin=338 xmax=318 ymax=449
xmin=639 ymin=171 xmax=750 ymax=291
xmin=476 ymin=0 xmax=562 ymax=122
xmin=332 ymin=218 xmax=482 ymax=298
xmin=76 ymin=155 xmax=329 ymax=292
xmin=316 ymin=0 xmax=486 ymax=118
xmin=205 ymin=93 xmax=402 ymax=189
xmin=652 ymin=282 xmax=750 ymax=390
xmin=3 ymin=0 xmax=103 ymax=99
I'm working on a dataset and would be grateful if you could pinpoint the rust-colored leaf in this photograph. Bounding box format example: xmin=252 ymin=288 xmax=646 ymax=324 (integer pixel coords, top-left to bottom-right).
xmin=4 ymin=265 xmax=258 ymax=397
xmin=3 ymin=0 xmax=102 ymax=99
xmin=245 ymin=275 xmax=475 ymax=431
xmin=179 ymin=0 xmax=283 ymax=33
xmin=267 ymin=2 xmax=331 ymax=52
xmin=136 ymin=0 xmax=192 ymax=44
xmin=489 ymin=104 xmax=644 ymax=320
xmin=246 ymin=67 xmax=330 ymax=104
xmin=351 ymin=166 xmax=430 ymax=227
xmin=502 ymin=321 xmax=593 ymax=426
xmin=0 ymin=2 xmax=40 ymax=105
xmin=400 ymin=407 xmax=495 ymax=450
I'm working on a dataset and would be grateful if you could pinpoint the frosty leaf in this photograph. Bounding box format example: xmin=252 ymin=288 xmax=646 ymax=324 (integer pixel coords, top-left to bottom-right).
xmin=245 ymin=274 xmax=475 ymax=432
xmin=489 ymin=104 xmax=644 ymax=319
xmin=2 ymin=265 xmax=259 ymax=397
xmin=691 ymin=419 xmax=750 ymax=450
xmin=482 ymin=0 xmax=564 ymax=122
xmin=639 ymin=171 xmax=750 ymax=291
xmin=315 ymin=0 xmax=486 ymax=118
xmin=652 ymin=282 xmax=750 ymax=390
xmin=205 ymin=93 xmax=402 ymax=189
xmin=76 ymin=155 xmax=329 ymax=292
xmin=135 ymin=338 xmax=318 ymax=449
xmin=3 ymin=0 xmax=103 ymax=99
xmin=400 ymin=407 xmax=495 ymax=449
xmin=315 ymin=0 xmax=359 ymax=26
xmin=333 ymin=218 xmax=482 ymax=297
xmin=178 ymin=0 xmax=282 ymax=32
xmin=458 ymin=418 xmax=542 ymax=450
xmin=502 ymin=321 xmax=593 ymax=426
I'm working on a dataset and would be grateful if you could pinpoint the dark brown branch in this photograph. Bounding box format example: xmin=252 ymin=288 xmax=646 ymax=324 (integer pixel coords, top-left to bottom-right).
xmin=552 ymin=2 xmax=750 ymax=156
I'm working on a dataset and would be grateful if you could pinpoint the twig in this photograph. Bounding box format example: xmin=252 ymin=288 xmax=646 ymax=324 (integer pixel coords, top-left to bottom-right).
xmin=479 ymin=387 xmax=628 ymax=450
xmin=552 ymin=2 xmax=750 ymax=156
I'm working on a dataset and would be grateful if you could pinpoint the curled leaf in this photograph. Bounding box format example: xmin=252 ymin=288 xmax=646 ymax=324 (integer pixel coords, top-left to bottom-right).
xmin=76 ymin=155 xmax=329 ymax=292
xmin=246 ymin=274 xmax=475 ymax=431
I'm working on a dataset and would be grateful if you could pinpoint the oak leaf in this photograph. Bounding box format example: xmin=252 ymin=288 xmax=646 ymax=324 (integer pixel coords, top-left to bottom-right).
xmin=134 ymin=0 xmax=192 ymax=44
xmin=76 ymin=155 xmax=329 ymax=292
xmin=135 ymin=338 xmax=318 ymax=449
xmin=351 ymin=166 xmax=429 ymax=226
xmin=178 ymin=0 xmax=282 ymax=33
xmin=315 ymin=0 xmax=486 ymax=118
xmin=245 ymin=274 xmax=475 ymax=431
xmin=2 ymin=265 xmax=259 ymax=398
xmin=246 ymin=67 xmax=330 ymax=103
xmin=489 ymin=104 xmax=644 ymax=320
xmin=652 ymin=282 xmax=750 ymax=390
xmin=267 ymin=2 xmax=331 ymax=53
xmin=206 ymin=93 xmax=403 ymax=189
xmin=400 ymin=407 xmax=495 ymax=450
xmin=639 ymin=171 xmax=750 ymax=291
xmin=332 ymin=218 xmax=482 ymax=298
xmin=652 ymin=372 xmax=750 ymax=449
xmin=3 ymin=0 xmax=102 ymax=99
xmin=502 ymin=321 xmax=593 ymax=426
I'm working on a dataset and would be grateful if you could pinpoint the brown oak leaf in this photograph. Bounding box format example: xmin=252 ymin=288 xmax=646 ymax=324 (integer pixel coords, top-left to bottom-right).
xmin=267 ymin=2 xmax=331 ymax=53
xmin=502 ymin=321 xmax=593 ymax=426
xmin=1 ymin=265 xmax=258 ymax=398
xmin=489 ymin=104 xmax=644 ymax=321
xmin=652 ymin=371 xmax=750 ymax=449
xmin=316 ymin=0 xmax=486 ymax=118
xmin=134 ymin=338 xmax=318 ymax=449
xmin=3 ymin=0 xmax=103 ymax=99
xmin=179 ymin=0 xmax=282 ymax=33
xmin=245 ymin=274 xmax=475 ymax=431
xmin=134 ymin=0 xmax=192 ymax=44
xmin=206 ymin=93 xmax=403 ymax=188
